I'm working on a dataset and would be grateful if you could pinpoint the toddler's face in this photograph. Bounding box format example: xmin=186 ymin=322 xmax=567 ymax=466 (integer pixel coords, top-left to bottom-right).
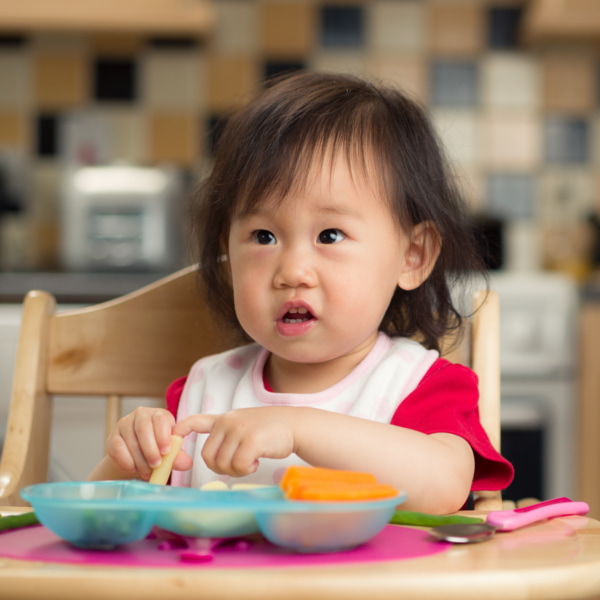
xmin=226 ymin=153 xmax=426 ymax=375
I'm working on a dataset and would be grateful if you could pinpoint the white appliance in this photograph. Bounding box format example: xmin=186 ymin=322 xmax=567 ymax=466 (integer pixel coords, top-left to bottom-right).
xmin=490 ymin=272 xmax=578 ymax=501
xmin=61 ymin=165 xmax=184 ymax=272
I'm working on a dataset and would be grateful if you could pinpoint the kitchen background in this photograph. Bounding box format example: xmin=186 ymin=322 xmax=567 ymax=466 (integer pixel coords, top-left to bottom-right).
xmin=1 ymin=0 xmax=600 ymax=514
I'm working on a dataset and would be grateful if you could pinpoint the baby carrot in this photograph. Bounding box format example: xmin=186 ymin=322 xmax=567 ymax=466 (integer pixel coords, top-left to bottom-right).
xmin=286 ymin=482 xmax=398 ymax=501
xmin=280 ymin=466 xmax=377 ymax=491
xmin=280 ymin=466 xmax=398 ymax=501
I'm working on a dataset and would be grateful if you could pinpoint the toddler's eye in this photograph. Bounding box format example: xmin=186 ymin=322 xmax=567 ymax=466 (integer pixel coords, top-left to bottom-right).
xmin=318 ymin=229 xmax=345 ymax=244
xmin=252 ymin=230 xmax=276 ymax=245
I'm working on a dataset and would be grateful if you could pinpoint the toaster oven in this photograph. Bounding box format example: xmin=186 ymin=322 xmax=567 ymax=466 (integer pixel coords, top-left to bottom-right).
xmin=61 ymin=165 xmax=184 ymax=271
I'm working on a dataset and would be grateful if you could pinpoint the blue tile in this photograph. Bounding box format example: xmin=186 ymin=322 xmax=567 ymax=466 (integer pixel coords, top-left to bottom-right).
xmin=431 ymin=60 xmax=479 ymax=107
xmin=321 ymin=5 xmax=364 ymax=48
xmin=487 ymin=173 xmax=535 ymax=219
xmin=488 ymin=6 xmax=523 ymax=49
xmin=544 ymin=116 xmax=589 ymax=164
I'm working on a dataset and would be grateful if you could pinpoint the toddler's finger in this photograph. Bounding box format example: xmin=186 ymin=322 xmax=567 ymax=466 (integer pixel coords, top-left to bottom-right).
xmin=133 ymin=411 xmax=164 ymax=469
xmin=172 ymin=450 xmax=193 ymax=472
xmin=152 ymin=410 xmax=176 ymax=455
xmin=106 ymin=435 xmax=137 ymax=474
xmin=173 ymin=414 xmax=217 ymax=438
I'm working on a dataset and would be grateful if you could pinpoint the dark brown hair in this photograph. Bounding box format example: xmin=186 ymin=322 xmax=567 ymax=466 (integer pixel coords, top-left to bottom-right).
xmin=189 ymin=72 xmax=485 ymax=351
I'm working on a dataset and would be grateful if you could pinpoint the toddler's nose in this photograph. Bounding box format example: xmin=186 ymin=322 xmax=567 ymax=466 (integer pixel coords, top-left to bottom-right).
xmin=273 ymin=247 xmax=317 ymax=288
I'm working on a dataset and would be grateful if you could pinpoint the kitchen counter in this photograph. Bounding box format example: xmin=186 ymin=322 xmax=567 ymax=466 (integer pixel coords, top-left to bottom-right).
xmin=0 ymin=271 xmax=180 ymax=304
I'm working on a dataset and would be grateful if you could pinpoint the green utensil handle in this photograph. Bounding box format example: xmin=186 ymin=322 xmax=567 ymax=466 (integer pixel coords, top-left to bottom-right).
xmin=0 ymin=512 xmax=40 ymax=532
xmin=390 ymin=511 xmax=484 ymax=527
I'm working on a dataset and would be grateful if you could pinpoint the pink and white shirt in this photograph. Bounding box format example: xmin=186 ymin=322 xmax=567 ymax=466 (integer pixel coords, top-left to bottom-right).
xmin=170 ymin=333 xmax=438 ymax=488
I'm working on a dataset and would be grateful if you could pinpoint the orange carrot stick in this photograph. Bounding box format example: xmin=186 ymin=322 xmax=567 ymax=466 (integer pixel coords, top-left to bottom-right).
xmin=280 ymin=466 xmax=397 ymax=501
xmin=286 ymin=482 xmax=398 ymax=501
xmin=280 ymin=466 xmax=377 ymax=491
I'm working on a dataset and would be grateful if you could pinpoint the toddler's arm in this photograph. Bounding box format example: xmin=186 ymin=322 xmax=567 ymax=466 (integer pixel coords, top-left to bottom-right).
xmin=88 ymin=406 xmax=192 ymax=481
xmin=173 ymin=406 xmax=474 ymax=514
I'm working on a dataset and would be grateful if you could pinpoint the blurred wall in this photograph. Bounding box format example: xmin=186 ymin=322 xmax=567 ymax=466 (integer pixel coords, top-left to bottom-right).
xmin=0 ymin=0 xmax=598 ymax=273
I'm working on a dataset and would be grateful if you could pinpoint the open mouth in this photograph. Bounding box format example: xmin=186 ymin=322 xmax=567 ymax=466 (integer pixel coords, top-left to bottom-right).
xmin=282 ymin=307 xmax=314 ymax=324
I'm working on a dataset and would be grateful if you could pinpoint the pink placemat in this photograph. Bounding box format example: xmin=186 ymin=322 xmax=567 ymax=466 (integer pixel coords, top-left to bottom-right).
xmin=0 ymin=525 xmax=449 ymax=569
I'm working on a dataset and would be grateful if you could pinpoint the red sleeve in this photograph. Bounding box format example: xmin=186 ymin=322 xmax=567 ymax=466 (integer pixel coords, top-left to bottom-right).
xmin=391 ymin=358 xmax=514 ymax=492
xmin=165 ymin=376 xmax=187 ymax=419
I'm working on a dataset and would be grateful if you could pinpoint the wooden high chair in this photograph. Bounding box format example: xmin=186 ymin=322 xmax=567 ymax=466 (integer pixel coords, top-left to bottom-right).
xmin=0 ymin=266 xmax=501 ymax=510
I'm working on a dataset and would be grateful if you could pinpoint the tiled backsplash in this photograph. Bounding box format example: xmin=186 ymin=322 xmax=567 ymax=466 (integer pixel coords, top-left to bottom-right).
xmin=0 ymin=0 xmax=599 ymax=272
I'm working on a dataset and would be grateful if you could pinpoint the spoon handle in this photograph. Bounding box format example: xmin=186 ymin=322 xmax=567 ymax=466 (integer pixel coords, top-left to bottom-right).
xmin=486 ymin=497 xmax=590 ymax=531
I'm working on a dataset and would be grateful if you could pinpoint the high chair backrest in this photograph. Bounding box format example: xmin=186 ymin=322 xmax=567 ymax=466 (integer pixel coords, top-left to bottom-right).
xmin=0 ymin=266 xmax=501 ymax=510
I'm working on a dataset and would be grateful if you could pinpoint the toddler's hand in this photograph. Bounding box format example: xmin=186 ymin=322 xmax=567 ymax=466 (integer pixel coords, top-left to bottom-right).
xmin=106 ymin=407 xmax=191 ymax=480
xmin=173 ymin=407 xmax=296 ymax=477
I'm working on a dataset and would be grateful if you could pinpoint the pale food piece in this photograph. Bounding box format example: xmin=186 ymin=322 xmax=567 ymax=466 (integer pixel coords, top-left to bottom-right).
xmin=200 ymin=480 xmax=229 ymax=491
xmin=149 ymin=435 xmax=184 ymax=485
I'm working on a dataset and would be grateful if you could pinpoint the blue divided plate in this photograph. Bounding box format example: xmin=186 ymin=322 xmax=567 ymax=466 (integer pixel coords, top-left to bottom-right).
xmin=21 ymin=481 xmax=405 ymax=552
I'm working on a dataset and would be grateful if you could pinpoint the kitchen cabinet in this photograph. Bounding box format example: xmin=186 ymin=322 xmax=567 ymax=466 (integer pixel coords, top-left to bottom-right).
xmin=523 ymin=0 xmax=600 ymax=42
xmin=0 ymin=0 xmax=215 ymax=36
xmin=577 ymin=302 xmax=600 ymax=517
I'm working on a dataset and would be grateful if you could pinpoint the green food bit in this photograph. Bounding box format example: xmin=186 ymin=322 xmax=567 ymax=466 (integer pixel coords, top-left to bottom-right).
xmin=0 ymin=512 xmax=40 ymax=532
xmin=390 ymin=511 xmax=484 ymax=527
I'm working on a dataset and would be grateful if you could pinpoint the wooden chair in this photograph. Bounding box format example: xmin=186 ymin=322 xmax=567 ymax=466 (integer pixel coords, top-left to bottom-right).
xmin=0 ymin=266 xmax=501 ymax=510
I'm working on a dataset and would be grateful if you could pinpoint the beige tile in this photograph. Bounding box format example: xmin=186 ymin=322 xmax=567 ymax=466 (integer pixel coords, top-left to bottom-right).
xmin=0 ymin=52 xmax=31 ymax=108
xmin=0 ymin=214 xmax=36 ymax=271
xmin=432 ymin=110 xmax=480 ymax=167
xmin=33 ymin=51 xmax=88 ymax=109
xmin=483 ymin=111 xmax=541 ymax=170
xmin=261 ymin=0 xmax=316 ymax=58
xmin=213 ymin=0 xmax=259 ymax=54
xmin=0 ymin=111 xmax=28 ymax=148
xmin=30 ymin=161 xmax=61 ymax=220
xmin=148 ymin=111 xmax=199 ymax=167
xmin=428 ymin=2 xmax=485 ymax=56
xmin=310 ymin=51 xmax=367 ymax=76
xmin=482 ymin=54 xmax=540 ymax=110
xmin=103 ymin=108 xmax=147 ymax=163
xmin=454 ymin=166 xmax=484 ymax=213
xmin=368 ymin=55 xmax=428 ymax=103
xmin=542 ymin=50 xmax=596 ymax=114
xmin=368 ymin=0 xmax=426 ymax=52
xmin=143 ymin=51 xmax=202 ymax=110
xmin=206 ymin=55 xmax=260 ymax=112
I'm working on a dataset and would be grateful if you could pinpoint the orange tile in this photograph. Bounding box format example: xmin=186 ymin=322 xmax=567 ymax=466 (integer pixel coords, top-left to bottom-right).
xmin=90 ymin=34 xmax=145 ymax=56
xmin=33 ymin=51 xmax=87 ymax=109
xmin=148 ymin=111 xmax=199 ymax=167
xmin=542 ymin=50 xmax=596 ymax=114
xmin=261 ymin=1 xmax=316 ymax=58
xmin=368 ymin=55 xmax=428 ymax=103
xmin=206 ymin=55 xmax=260 ymax=112
xmin=428 ymin=2 xmax=485 ymax=56
xmin=0 ymin=111 xmax=27 ymax=147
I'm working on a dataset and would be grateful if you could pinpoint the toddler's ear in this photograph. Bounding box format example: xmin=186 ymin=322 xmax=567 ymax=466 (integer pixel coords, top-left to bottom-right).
xmin=396 ymin=222 xmax=441 ymax=290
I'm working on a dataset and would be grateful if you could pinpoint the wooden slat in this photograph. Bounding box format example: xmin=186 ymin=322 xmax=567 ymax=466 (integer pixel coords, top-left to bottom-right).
xmin=46 ymin=266 xmax=238 ymax=397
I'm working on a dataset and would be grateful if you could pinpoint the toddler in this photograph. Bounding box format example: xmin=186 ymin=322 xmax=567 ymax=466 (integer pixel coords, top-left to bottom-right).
xmin=90 ymin=72 xmax=513 ymax=514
